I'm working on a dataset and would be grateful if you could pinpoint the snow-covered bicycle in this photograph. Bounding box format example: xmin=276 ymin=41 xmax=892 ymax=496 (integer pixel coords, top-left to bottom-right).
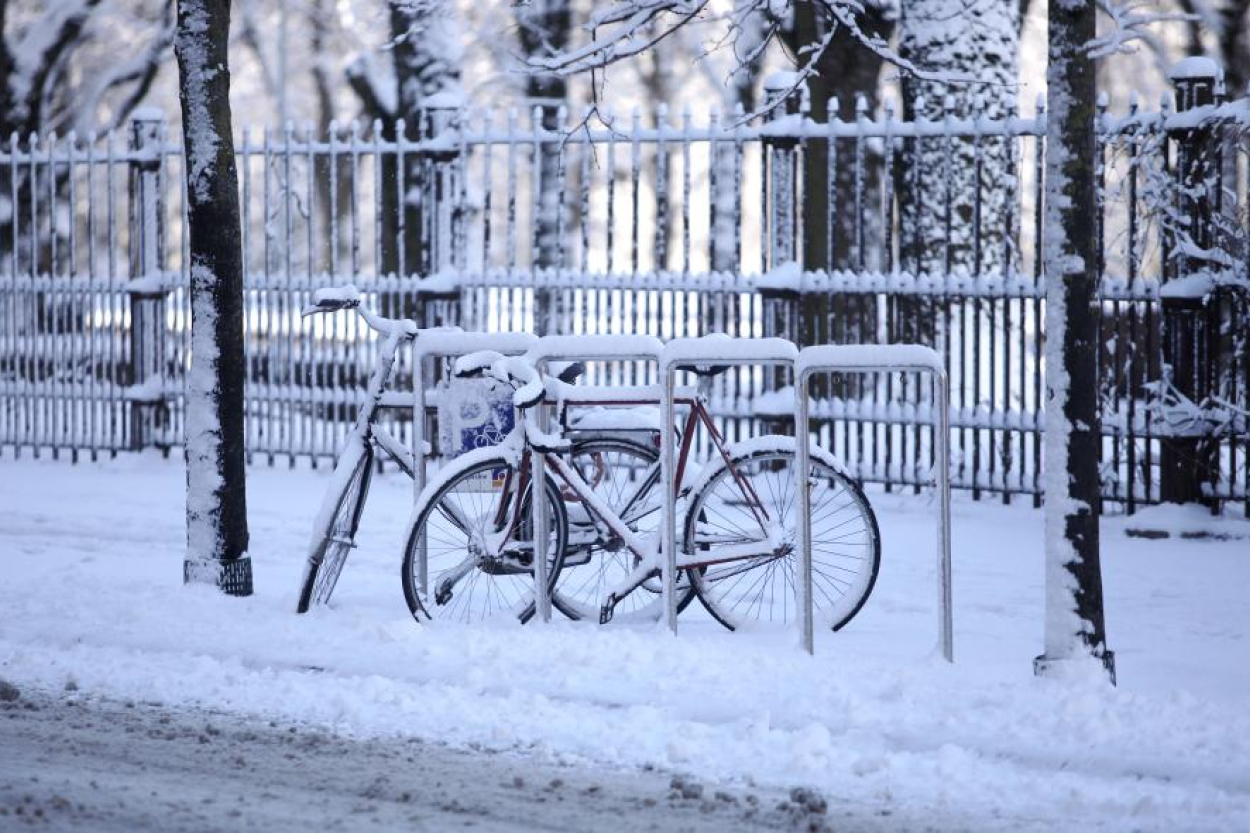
xmin=402 ymin=350 xmax=882 ymax=631
xmin=294 ymin=287 xmax=420 ymax=613
xmin=294 ymin=288 xmax=689 ymax=619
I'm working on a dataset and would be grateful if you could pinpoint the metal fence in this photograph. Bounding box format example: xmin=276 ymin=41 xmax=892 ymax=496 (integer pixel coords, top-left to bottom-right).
xmin=1 ymin=73 xmax=1247 ymax=512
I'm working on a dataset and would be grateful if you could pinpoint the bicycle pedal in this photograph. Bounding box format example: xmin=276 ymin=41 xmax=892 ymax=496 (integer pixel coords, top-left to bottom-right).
xmin=599 ymin=594 xmax=617 ymax=625
xmin=434 ymin=580 xmax=454 ymax=607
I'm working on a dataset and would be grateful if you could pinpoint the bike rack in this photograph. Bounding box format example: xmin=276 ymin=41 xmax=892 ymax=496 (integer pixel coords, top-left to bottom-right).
xmin=526 ymin=335 xmax=666 ymax=623
xmin=794 ymin=345 xmax=952 ymax=661
xmin=411 ymin=330 xmax=951 ymax=658
xmin=658 ymin=336 xmax=800 ymax=635
xmin=410 ymin=330 xmax=537 ymax=599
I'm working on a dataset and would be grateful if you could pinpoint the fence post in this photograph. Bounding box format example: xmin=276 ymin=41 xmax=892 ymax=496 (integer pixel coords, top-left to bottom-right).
xmin=1160 ymin=60 xmax=1221 ymax=507
xmin=127 ymin=109 xmax=168 ymax=452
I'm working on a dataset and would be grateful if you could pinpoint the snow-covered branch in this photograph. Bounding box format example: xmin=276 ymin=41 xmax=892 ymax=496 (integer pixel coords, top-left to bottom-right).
xmin=526 ymin=0 xmax=970 ymax=117
xmin=1088 ymin=0 xmax=1193 ymax=60
xmin=63 ymin=1 xmax=176 ymax=135
xmin=6 ymin=0 xmax=105 ymax=130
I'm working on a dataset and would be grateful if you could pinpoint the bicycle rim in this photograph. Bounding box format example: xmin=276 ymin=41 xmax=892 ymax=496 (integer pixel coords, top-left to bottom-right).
xmin=685 ymin=449 xmax=880 ymax=632
xmin=554 ymin=438 xmax=692 ymax=624
xmin=403 ymin=457 xmax=567 ymax=624
xmin=297 ymin=448 xmax=371 ymax=613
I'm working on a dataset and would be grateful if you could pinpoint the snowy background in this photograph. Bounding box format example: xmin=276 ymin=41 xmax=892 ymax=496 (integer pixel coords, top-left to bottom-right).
xmin=3 ymin=454 xmax=1248 ymax=830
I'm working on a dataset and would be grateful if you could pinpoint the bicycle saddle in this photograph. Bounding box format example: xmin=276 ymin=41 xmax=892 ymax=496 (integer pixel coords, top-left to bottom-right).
xmin=551 ymin=361 xmax=586 ymax=384
xmin=683 ymin=363 xmax=731 ymax=377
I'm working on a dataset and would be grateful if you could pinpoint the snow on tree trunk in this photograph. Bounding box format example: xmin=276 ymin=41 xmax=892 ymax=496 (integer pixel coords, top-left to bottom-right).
xmin=1038 ymin=0 xmax=1110 ymax=677
xmin=899 ymin=0 xmax=1018 ymax=281
xmin=391 ymin=0 xmax=463 ymax=279
xmin=711 ymin=0 xmax=766 ymax=273
xmin=176 ymin=0 xmax=251 ymax=595
xmin=516 ymin=0 xmax=570 ymax=333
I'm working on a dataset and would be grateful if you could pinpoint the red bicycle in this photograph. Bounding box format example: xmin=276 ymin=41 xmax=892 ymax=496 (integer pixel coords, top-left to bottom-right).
xmin=401 ymin=351 xmax=882 ymax=631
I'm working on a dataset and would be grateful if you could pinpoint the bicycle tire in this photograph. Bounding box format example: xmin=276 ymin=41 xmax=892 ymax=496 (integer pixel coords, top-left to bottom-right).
xmin=296 ymin=439 xmax=373 ymax=613
xmin=683 ymin=438 xmax=881 ymax=632
xmin=553 ymin=437 xmax=697 ymax=624
xmin=552 ymin=435 xmax=700 ymax=622
xmin=401 ymin=453 xmax=568 ymax=624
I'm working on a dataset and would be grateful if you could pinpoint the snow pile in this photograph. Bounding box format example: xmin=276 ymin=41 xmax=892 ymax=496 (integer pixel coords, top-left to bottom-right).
xmin=2 ymin=456 xmax=1249 ymax=830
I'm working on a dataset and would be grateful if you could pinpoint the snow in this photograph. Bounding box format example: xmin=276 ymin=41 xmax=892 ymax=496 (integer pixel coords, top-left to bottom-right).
xmin=797 ymin=344 xmax=944 ymax=376
xmin=661 ymin=334 xmax=799 ymax=369
xmin=414 ymin=330 xmax=537 ymax=361
xmin=526 ymin=334 xmax=665 ymax=362
xmin=4 ymin=455 xmax=1250 ymax=829
xmin=174 ymin=0 xmax=221 ymax=204
xmin=183 ymin=262 xmax=231 ymax=578
xmin=311 ymin=284 xmax=361 ymax=305
xmin=1168 ymin=56 xmax=1221 ymax=81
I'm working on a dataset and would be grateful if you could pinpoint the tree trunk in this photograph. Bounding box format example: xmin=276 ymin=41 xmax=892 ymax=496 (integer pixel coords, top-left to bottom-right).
xmin=516 ymin=0 xmax=570 ymax=334
xmin=1036 ymin=0 xmax=1111 ymax=680
xmin=710 ymin=0 xmax=767 ymax=273
xmin=896 ymin=0 xmax=1018 ymax=346
xmin=392 ymin=0 xmax=463 ymax=280
xmin=780 ymin=1 xmax=891 ymax=406
xmin=176 ymin=0 xmax=252 ymax=595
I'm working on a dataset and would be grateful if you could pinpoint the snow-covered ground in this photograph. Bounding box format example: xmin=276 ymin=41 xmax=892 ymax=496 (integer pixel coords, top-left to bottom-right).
xmin=2 ymin=452 xmax=1249 ymax=830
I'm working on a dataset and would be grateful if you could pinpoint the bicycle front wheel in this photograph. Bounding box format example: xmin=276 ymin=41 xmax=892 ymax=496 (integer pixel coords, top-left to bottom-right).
xmin=683 ymin=437 xmax=880 ymax=632
xmin=297 ymin=439 xmax=373 ymax=613
xmin=401 ymin=454 xmax=568 ymax=624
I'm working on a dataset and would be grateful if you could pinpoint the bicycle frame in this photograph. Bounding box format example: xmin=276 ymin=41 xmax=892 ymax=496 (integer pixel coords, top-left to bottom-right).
xmin=347 ymin=327 xmax=418 ymax=478
xmin=475 ymin=392 xmax=779 ymax=582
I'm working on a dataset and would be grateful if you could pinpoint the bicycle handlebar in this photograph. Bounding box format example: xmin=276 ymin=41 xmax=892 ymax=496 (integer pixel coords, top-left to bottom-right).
xmin=302 ymin=284 xmax=418 ymax=339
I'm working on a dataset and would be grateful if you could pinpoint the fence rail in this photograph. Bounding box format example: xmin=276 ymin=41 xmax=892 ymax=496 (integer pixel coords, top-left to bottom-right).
xmin=1 ymin=70 xmax=1248 ymax=512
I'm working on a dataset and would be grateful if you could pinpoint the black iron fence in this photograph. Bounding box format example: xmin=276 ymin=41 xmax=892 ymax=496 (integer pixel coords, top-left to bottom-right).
xmin=1 ymin=66 xmax=1247 ymax=512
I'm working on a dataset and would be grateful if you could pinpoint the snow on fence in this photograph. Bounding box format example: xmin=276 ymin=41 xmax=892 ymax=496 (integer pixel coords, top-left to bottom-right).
xmin=0 ymin=75 xmax=1247 ymax=512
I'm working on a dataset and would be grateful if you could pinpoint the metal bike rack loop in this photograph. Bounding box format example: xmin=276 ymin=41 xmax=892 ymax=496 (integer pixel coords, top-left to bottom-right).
xmin=526 ymin=335 xmax=665 ymax=624
xmin=659 ymin=336 xmax=800 ymax=635
xmin=795 ymin=345 xmax=952 ymax=661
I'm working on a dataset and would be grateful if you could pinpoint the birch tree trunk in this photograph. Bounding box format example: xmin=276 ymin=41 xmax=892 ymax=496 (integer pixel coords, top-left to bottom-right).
xmin=176 ymin=0 xmax=252 ymax=595
xmin=1037 ymin=0 xmax=1110 ymax=680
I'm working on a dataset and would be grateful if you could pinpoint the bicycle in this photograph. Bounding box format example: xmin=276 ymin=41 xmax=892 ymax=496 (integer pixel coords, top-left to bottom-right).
xmin=295 ymin=287 xmax=419 ymax=613
xmin=402 ymin=350 xmax=883 ymax=632
xmin=295 ymin=288 xmax=678 ymax=619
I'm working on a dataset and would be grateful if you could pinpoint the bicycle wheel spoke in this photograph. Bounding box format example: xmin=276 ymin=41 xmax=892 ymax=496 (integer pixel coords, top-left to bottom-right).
xmin=404 ymin=456 xmax=566 ymax=625
xmin=687 ymin=446 xmax=880 ymax=631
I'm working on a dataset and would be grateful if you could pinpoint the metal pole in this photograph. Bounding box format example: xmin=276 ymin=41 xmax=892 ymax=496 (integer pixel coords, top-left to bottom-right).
xmin=660 ymin=365 xmax=679 ymax=634
xmin=936 ymin=367 xmax=953 ymax=662
xmin=797 ymin=369 xmax=814 ymax=655
xmin=532 ymin=416 xmax=552 ymax=623
xmin=793 ymin=348 xmax=952 ymax=662
xmin=413 ymin=352 xmax=429 ymax=597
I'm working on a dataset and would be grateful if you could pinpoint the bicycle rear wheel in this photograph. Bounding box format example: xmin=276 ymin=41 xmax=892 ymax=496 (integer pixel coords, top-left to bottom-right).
xmin=401 ymin=454 xmax=567 ymax=624
xmin=297 ymin=439 xmax=373 ymax=613
xmin=553 ymin=437 xmax=695 ymax=624
xmin=683 ymin=438 xmax=880 ymax=632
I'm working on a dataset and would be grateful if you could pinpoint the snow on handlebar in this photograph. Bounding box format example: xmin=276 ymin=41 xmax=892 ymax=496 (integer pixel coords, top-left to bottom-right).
xmin=451 ymin=351 xmax=546 ymax=410
xmin=303 ymin=284 xmax=417 ymax=338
